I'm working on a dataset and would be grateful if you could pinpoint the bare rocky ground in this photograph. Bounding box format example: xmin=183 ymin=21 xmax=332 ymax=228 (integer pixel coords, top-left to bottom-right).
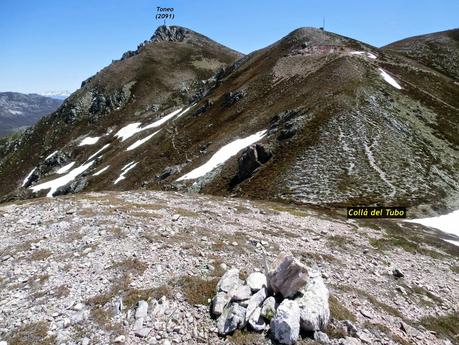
xmin=0 ymin=191 xmax=457 ymax=345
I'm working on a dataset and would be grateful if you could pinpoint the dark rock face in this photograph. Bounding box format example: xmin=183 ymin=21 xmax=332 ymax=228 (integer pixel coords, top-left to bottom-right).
xmin=223 ymin=90 xmax=247 ymax=107
xmin=194 ymin=99 xmax=213 ymax=116
xmin=231 ymin=144 xmax=272 ymax=187
xmin=59 ymin=83 xmax=135 ymax=124
xmin=268 ymin=110 xmax=308 ymax=141
xmin=54 ymin=177 xmax=88 ymax=196
xmin=151 ymin=25 xmax=190 ymax=42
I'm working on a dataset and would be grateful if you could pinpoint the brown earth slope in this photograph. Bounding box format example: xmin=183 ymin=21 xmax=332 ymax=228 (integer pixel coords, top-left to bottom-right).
xmin=383 ymin=28 xmax=459 ymax=80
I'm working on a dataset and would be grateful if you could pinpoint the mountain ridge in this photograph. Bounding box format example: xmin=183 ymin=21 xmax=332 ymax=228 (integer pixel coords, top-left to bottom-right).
xmin=0 ymin=26 xmax=457 ymax=218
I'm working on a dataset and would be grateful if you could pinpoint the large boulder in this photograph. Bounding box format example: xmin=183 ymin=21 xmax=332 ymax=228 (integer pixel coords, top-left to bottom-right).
xmin=269 ymin=254 xmax=309 ymax=298
xmin=294 ymin=268 xmax=330 ymax=331
xmin=211 ymin=292 xmax=231 ymax=317
xmin=270 ymin=299 xmax=301 ymax=345
xmin=246 ymin=272 xmax=267 ymax=292
xmin=217 ymin=268 xmax=242 ymax=293
xmin=217 ymin=303 xmax=247 ymax=335
xmin=245 ymin=286 xmax=267 ymax=323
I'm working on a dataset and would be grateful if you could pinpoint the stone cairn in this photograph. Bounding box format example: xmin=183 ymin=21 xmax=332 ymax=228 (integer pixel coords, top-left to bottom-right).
xmin=210 ymin=253 xmax=330 ymax=345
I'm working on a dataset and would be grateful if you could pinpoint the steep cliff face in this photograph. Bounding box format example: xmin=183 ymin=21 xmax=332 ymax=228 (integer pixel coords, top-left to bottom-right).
xmin=0 ymin=27 xmax=458 ymax=215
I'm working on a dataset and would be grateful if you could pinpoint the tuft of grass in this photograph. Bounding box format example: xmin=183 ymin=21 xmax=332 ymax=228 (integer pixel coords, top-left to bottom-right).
xmin=419 ymin=312 xmax=459 ymax=342
xmin=176 ymin=275 xmax=220 ymax=305
xmin=30 ymin=249 xmax=52 ymax=261
xmin=338 ymin=285 xmax=404 ymax=320
xmin=54 ymin=285 xmax=71 ymax=298
xmin=228 ymin=330 xmax=265 ymax=344
xmin=123 ymin=285 xmax=172 ymax=309
xmin=363 ymin=321 xmax=412 ymax=345
xmin=115 ymin=258 xmax=148 ymax=276
xmin=327 ymin=235 xmax=348 ymax=248
xmin=451 ymin=265 xmax=459 ymax=274
xmin=6 ymin=321 xmax=56 ymax=345
xmin=329 ymin=295 xmax=356 ymax=322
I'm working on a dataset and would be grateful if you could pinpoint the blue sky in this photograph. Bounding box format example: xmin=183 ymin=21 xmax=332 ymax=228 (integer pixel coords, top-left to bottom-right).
xmin=1 ymin=0 xmax=458 ymax=94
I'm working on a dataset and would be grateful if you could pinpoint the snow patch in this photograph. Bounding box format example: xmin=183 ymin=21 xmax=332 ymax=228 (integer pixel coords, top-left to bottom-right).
xmin=177 ymin=130 xmax=267 ymax=181
xmin=143 ymin=108 xmax=183 ymax=130
xmin=30 ymin=161 xmax=95 ymax=197
xmin=93 ymin=166 xmax=110 ymax=176
xmin=126 ymin=130 xmax=160 ymax=151
xmin=407 ymin=210 xmax=459 ymax=245
xmin=175 ymin=105 xmax=194 ymax=119
xmin=45 ymin=151 xmax=58 ymax=160
xmin=86 ymin=144 xmax=110 ymax=161
xmin=350 ymin=51 xmax=377 ymax=59
xmin=79 ymin=136 xmax=101 ymax=146
xmin=115 ymin=123 xmax=142 ymax=142
xmin=115 ymin=107 xmax=187 ymax=142
xmin=114 ymin=162 xmax=138 ymax=184
xmin=56 ymin=162 xmax=75 ymax=174
xmin=378 ymin=68 xmax=402 ymax=89
xmin=21 ymin=168 xmax=36 ymax=187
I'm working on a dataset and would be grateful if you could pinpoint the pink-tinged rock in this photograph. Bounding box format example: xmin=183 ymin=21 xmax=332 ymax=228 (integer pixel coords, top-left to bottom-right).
xmin=269 ymin=254 xmax=308 ymax=298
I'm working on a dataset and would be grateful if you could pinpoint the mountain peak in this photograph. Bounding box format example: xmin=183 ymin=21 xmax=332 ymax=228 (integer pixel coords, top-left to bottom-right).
xmin=151 ymin=25 xmax=193 ymax=42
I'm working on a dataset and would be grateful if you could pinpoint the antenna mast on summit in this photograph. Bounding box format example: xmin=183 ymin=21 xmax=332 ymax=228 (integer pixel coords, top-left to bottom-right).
xmin=323 ymin=17 xmax=325 ymax=31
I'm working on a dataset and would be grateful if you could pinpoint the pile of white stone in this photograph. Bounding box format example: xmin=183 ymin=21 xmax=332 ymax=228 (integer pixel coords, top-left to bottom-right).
xmin=211 ymin=254 xmax=330 ymax=345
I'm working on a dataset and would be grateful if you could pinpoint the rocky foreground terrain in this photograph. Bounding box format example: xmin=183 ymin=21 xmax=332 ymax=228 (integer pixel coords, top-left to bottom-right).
xmin=0 ymin=191 xmax=458 ymax=344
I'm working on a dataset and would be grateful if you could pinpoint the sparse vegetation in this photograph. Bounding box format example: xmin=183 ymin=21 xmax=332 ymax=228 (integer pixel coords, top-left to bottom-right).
xmin=30 ymin=249 xmax=52 ymax=261
xmin=176 ymin=275 xmax=219 ymax=305
xmin=228 ymin=330 xmax=265 ymax=344
xmin=329 ymin=295 xmax=356 ymax=322
xmin=419 ymin=312 xmax=459 ymax=342
xmin=6 ymin=321 xmax=56 ymax=345
xmin=327 ymin=235 xmax=348 ymax=248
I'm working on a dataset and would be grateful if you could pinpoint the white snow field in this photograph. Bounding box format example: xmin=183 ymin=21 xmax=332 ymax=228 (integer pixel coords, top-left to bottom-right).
xmin=78 ymin=136 xmax=100 ymax=146
xmin=407 ymin=210 xmax=459 ymax=246
xmin=114 ymin=162 xmax=138 ymax=184
xmin=21 ymin=168 xmax=37 ymax=187
xmin=115 ymin=106 xmax=195 ymax=142
xmin=177 ymin=130 xmax=267 ymax=181
xmin=86 ymin=144 xmax=111 ymax=161
xmin=56 ymin=162 xmax=75 ymax=174
xmin=350 ymin=51 xmax=377 ymax=59
xmin=126 ymin=130 xmax=160 ymax=151
xmin=92 ymin=166 xmax=110 ymax=176
xmin=30 ymin=161 xmax=95 ymax=197
xmin=378 ymin=68 xmax=402 ymax=89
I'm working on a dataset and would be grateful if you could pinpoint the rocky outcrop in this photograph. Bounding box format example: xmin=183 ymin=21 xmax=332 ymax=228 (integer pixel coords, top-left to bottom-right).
xmin=231 ymin=144 xmax=272 ymax=186
xmin=211 ymin=254 xmax=330 ymax=343
xmin=151 ymin=25 xmax=190 ymax=43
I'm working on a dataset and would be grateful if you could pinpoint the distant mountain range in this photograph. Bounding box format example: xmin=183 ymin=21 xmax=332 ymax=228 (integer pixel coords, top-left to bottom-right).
xmin=0 ymin=26 xmax=457 ymax=216
xmin=0 ymin=92 xmax=63 ymax=137
xmin=39 ymin=90 xmax=73 ymax=100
